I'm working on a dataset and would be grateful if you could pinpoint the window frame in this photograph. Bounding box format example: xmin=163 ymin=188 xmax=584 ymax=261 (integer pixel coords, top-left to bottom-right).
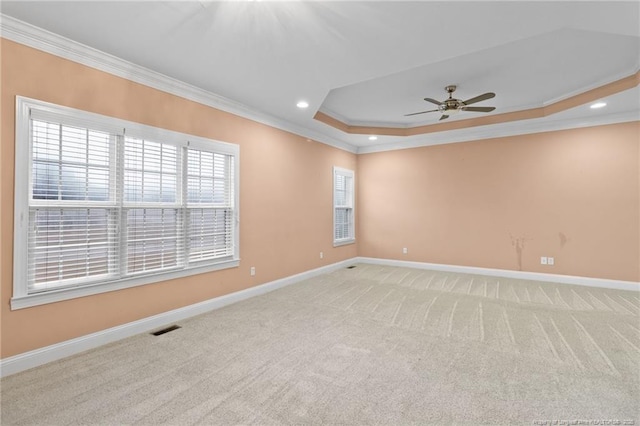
xmin=333 ymin=166 xmax=355 ymax=247
xmin=12 ymin=96 xmax=240 ymax=310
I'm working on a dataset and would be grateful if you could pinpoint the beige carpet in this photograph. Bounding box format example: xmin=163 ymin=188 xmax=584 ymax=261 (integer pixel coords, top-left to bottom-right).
xmin=1 ymin=263 xmax=639 ymax=425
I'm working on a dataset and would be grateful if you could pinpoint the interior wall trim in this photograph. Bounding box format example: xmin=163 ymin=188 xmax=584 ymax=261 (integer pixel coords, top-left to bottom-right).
xmin=356 ymin=111 xmax=640 ymax=154
xmin=2 ymin=256 xmax=637 ymax=376
xmin=315 ymin=70 xmax=640 ymax=137
xmin=0 ymin=14 xmax=356 ymax=154
xmin=0 ymin=259 xmax=356 ymax=378
xmin=2 ymin=14 xmax=638 ymax=155
xmin=357 ymin=257 xmax=640 ymax=291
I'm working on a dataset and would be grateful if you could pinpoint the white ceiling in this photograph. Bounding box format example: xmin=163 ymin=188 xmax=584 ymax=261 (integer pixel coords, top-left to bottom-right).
xmin=322 ymin=28 xmax=639 ymax=126
xmin=1 ymin=1 xmax=639 ymax=151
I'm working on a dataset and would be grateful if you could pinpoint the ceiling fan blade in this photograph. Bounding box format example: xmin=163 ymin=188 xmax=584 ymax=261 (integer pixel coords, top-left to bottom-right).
xmin=423 ymin=97 xmax=442 ymax=106
xmin=463 ymin=92 xmax=495 ymax=105
xmin=461 ymin=106 xmax=496 ymax=113
xmin=439 ymin=114 xmax=449 ymax=121
xmin=404 ymin=109 xmax=439 ymax=117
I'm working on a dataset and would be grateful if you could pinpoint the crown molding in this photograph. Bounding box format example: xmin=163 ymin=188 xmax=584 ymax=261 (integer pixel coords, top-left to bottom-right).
xmin=543 ymin=66 xmax=640 ymax=107
xmin=1 ymin=14 xmax=637 ymax=156
xmin=316 ymin=71 xmax=639 ymax=139
xmin=0 ymin=14 xmax=358 ymax=154
xmin=317 ymin=70 xmax=639 ymax=135
xmin=319 ymin=102 xmax=547 ymax=130
xmin=356 ymin=110 xmax=640 ymax=154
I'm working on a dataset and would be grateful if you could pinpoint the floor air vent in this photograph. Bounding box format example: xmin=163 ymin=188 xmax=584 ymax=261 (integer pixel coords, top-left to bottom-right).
xmin=346 ymin=265 xmax=357 ymax=269
xmin=151 ymin=325 xmax=181 ymax=336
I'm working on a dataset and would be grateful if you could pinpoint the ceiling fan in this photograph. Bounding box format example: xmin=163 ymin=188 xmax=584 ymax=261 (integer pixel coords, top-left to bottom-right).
xmin=405 ymin=85 xmax=496 ymax=121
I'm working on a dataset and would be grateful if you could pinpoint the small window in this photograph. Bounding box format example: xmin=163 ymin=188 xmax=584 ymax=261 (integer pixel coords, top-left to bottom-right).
xmin=333 ymin=167 xmax=355 ymax=246
xmin=13 ymin=97 xmax=239 ymax=309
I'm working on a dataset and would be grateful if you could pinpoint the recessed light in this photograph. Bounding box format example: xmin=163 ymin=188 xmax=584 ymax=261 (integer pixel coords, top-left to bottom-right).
xmin=368 ymin=136 xmax=378 ymax=141
xmin=296 ymin=101 xmax=309 ymax=109
xmin=590 ymin=102 xmax=607 ymax=109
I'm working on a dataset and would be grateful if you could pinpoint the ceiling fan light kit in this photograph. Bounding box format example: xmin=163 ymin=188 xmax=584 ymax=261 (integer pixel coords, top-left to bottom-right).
xmin=406 ymin=84 xmax=496 ymax=120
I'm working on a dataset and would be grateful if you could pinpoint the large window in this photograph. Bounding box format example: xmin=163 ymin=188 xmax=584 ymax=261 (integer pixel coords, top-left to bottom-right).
xmin=333 ymin=166 xmax=355 ymax=246
xmin=13 ymin=97 xmax=239 ymax=309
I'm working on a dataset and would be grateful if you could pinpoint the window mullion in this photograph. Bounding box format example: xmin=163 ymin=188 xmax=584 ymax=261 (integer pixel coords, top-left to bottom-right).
xmin=116 ymin=134 xmax=127 ymax=278
xmin=57 ymin=123 xmax=63 ymax=200
xmin=85 ymin=128 xmax=89 ymax=200
xmin=226 ymin=155 xmax=235 ymax=254
xmin=229 ymin=156 xmax=233 ymax=204
xmin=181 ymin=145 xmax=190 ymax=267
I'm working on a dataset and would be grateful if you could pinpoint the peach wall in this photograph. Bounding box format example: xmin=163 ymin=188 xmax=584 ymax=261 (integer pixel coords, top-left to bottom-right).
xmin=358 ymin=122 xmax=640 ymax=282
xmin=2 ymin=37 xmax=638 ymax=362
xmin=0 ymin=39 xmax=357 ymax=358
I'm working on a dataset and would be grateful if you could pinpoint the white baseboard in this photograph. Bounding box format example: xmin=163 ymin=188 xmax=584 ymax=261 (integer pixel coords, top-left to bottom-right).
xmin=0 ymin=258 xmax=356 ymax=378
xmin=356 ymin=257 xmax=639 ymax=292
xmin=3 ymin=256 xmax=636 ymax=377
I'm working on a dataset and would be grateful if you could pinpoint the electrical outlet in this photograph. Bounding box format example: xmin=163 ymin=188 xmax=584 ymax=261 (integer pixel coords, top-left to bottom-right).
xmin=250 ymin=266 xmax=256 ymax=276
xmin=320 ymin=251 xmax=324 ymax=259
xmin=548 ymin=257 xmax=554 ymax=266
xmin=540 ymin=257 xmax=548 ymax=265
xmin=402 ymin=247 xmax=408 ymax=254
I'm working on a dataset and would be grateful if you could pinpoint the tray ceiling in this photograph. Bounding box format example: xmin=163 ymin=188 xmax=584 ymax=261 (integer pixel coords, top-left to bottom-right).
xmin=1 ymin=1 xmax=638 ymax=151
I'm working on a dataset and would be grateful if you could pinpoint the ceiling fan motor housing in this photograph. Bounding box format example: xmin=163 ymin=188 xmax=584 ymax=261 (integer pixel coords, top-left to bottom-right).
xmin=440 ymin=98 xmax=463 ymax=113
xmin=440 ymin=85 xmax=463 ymax=113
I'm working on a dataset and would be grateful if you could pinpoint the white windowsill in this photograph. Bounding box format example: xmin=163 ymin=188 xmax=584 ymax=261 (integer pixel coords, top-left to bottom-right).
xmin=333 ymin=239 xmax=355 ymax=247
xmin=11 ymin=259 xmax=240 ymax=310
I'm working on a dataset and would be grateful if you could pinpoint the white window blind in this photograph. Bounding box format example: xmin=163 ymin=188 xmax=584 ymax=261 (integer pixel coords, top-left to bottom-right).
xmin=29 ymin=208 xmax=116 ymax=293
xmin=13 ymin=97 xmax=240 ymax=309
xmin=333 ymin=167 xmax=355 ymax=246
xmin=186 ymin=150 xmax=234 ymax=263
xmin=123 ymin=137 xmax=182 ymax=274
xmin=29 ymin=120 xmax=117 ymax=293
